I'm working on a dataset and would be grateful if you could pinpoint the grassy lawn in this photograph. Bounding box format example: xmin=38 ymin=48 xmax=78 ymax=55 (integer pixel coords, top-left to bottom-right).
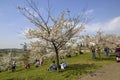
xmin=0 ymin=52 xmax=116 ymax=80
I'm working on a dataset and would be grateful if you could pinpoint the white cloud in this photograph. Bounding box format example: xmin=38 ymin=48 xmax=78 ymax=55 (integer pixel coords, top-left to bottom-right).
xmin=85 ymin=23 xmax=101 ymax=32
xmin=18 ymin=27 xmax=39 ymax=43
xmin=85 ymin=16 xmax=120 ymax=34
xmin=18 ymin=27 xmax=30 ymax=38
xmin=106 ymin=17 xmax=120 ymax=31
xmin=85 ymin=9 xmax=94 ymax=15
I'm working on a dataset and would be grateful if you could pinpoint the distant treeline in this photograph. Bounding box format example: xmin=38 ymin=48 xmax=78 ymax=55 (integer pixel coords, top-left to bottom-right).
xmin=0 ymin=49 xmax=23 ymax=54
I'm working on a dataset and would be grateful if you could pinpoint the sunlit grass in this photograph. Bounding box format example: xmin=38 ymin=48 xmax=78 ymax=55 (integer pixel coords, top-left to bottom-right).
xmin=0 ymin=52 xmax=116 ymax=80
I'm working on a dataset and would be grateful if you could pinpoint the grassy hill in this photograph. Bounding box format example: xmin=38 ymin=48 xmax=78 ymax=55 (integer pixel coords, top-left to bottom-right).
xmin=0 ymin=53 xmax=116 ymax=80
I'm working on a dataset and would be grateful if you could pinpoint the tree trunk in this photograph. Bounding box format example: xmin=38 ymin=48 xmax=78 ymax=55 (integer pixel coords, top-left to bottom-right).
xmin=55 ymin=48 xmax=60 ymax=70
xmin=52 ymin=42 xmax=60 ymax=71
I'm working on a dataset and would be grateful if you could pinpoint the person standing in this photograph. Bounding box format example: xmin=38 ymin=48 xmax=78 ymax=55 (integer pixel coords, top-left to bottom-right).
xmin=104 ymin=47 xmax=110 ymax=57
xmin=115 ymin=44 xmax=120 ymax=62
xmin=90 ymin=46 xmax=96 ymax=59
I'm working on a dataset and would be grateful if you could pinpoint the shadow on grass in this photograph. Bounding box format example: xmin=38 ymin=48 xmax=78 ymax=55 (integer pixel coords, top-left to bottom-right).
xmin=93 ymin=57 xmax=116 ymax=61
xmin=62 ymin=63 xmax=98 ymax=79
xmin=8 ymin=68 xmax=32 ymax=73
xmin=6 ymin=78 xmax=14 ymax=80
xmin=15 ymin=68 xmax=25 ymax=72
xmin=67 ymin=63 xmax=97 ymax=72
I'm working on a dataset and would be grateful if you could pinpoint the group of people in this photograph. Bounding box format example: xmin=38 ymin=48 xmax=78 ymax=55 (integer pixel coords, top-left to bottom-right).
xmin=90 ymin=44 xmax=120 ymax=62
xmin=24 ymin=57 xmax=44 ymax=69
xmin=33 ymin=57 xmax=44 ymax=68
xmin=48 ymin=59 xmax=67 ymax=71
xmin=24 ymin=57 xmax=67 ymax=71
xmin=10 ymin=56 xmax=67 ymax=72
xmin=10 ymin=45 xmax=120 ymax=72
xmin=11 ymin=57 xmax=44 ymax=72
xmin=90 ymin=46 xmax=110 ymax=59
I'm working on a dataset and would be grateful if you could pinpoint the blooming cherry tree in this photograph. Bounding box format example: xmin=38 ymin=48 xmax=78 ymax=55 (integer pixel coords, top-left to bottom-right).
xmin=18 ymin=0 xmax=87 ymax=70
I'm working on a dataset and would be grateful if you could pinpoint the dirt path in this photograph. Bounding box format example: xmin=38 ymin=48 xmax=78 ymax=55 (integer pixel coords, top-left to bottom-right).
xmin=78 ymin=63 xmax=120 ymax=80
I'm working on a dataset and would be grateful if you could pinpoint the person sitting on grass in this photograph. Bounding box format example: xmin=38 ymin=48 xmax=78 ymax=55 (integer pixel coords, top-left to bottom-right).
xmin=34 ymin=60 xmax=40 ymax=67
xmin=39 ymin=57 xmax=44 ymax=65
xmin=60 ymin=60 xmax=67 ymax=69
xmin=48 ymin=61 xmax=57 ymax=71
xmin=11 ymin=62 xmax=16 ymax=72
xmin=25 ymin=63 xmax=30 ymax=69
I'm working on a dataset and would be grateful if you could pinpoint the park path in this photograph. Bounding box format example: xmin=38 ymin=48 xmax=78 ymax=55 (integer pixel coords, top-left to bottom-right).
xmin=78 ymin=63 xmax=120 ymax=80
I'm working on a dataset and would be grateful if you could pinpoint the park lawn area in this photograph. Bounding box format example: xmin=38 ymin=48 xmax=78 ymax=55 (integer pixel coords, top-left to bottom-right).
xmin=0 ymin=52 xmax=116 ymax=80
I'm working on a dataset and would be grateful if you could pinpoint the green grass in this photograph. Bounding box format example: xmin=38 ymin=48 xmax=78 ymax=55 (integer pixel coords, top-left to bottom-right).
xmin=0 ymin=53 xmax=116 ymax=80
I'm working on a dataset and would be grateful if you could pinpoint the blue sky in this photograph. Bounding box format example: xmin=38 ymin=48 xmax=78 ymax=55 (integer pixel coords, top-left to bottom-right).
xmin=0 ymin=0 xmax=120 ymax=49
